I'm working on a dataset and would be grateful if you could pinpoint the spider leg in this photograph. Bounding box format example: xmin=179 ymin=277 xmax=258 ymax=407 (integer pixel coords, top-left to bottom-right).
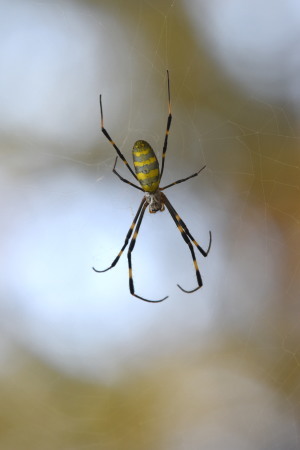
xmin=127 ymin=203 xmax=169 ymax=303
xmin=99 ymin=95 xmax=138 ymax=181
xmin=93 ymin=199 xmax=146 ymax=273
xmin=159 ymin=70 xmax=172 ymax=182
xmin=160 ymin=165 xmax=206 ymax=191
xmin=162 ymin=193 xmax=204 ymax=293
xmin=162 ymin=193 xmax=212 ymax=257
xmin=112 ymin=157 xmax=143 ymax=191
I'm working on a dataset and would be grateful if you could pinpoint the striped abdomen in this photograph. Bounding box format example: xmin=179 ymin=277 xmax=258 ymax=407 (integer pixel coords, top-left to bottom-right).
xmin=132 ymin=140 xmax=160 ymax=193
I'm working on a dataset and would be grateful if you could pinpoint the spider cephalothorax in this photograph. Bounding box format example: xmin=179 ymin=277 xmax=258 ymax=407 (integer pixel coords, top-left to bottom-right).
xmin=145 ymin=191 xmax=164 ymax=213
xmin=93 ymin=71 xmax=212 ymax=303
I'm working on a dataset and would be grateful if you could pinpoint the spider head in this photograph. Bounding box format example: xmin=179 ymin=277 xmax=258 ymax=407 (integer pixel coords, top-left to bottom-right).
xmin=145 ymin=191 xmax=164 ymax=213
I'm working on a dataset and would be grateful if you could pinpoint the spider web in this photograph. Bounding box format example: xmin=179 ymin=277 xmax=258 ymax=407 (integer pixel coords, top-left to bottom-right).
xmin=0 ymin=0 xmax=300 ymax=449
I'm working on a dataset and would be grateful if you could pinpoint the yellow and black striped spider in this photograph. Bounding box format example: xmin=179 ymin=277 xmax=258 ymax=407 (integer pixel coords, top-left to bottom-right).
xmin=93 ymin=71 xmax=212 ymax=303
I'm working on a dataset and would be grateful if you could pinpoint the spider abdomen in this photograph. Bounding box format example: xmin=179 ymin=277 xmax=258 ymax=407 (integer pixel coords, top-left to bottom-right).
xmin=132 ymin=140 xmax=160 ymax=193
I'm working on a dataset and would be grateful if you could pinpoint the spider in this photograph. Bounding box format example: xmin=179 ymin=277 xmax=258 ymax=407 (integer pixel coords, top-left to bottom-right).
xmin=93 ymin=71 xmax=212 ymax=303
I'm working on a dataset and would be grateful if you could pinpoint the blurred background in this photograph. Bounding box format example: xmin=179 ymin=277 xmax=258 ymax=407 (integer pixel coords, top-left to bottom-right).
xmin=1 ymin=0 xmax=300 ymax=448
